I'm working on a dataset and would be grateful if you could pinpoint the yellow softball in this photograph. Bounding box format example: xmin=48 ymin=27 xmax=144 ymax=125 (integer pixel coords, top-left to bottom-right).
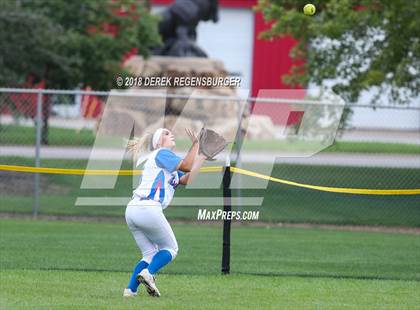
xmin=303 ymin=3 xmax=316 ymax=16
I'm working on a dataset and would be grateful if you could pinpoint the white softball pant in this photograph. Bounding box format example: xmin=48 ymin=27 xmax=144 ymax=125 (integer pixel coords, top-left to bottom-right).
xmin=125 ymin=199 xmax=178 ymax=263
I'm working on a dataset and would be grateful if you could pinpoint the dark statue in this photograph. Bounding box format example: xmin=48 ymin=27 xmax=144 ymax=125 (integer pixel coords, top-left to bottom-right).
xmin=153 ymin=0 xmax=219 ymax=57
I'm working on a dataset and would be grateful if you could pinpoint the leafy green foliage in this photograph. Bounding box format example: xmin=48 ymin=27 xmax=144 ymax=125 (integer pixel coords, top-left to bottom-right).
xmin=256 ymin=0 xmax=420 ymax=104
xmin=0 ymin=0 xmax=160 ymax=89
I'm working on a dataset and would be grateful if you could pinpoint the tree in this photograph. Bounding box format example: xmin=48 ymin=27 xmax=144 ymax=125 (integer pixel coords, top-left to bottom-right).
xmin=0 ymin=0 xmax=160 ymax=90
xmin=0 ymin=0 xmax=160 ymax=143
xmin=256 ymin=0 xmax=420 ymax=105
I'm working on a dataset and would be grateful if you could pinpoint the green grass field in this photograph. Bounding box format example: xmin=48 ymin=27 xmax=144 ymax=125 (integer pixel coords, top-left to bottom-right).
xmin=1 ymin=219 xmax=419 ymax=309
xmin=0 ymin=124 xmax=95 ymax=146
xmin=1 ymin=124 xmax=419 ymax=154
xmin=1 ymin=156 xmax=419 ymax=226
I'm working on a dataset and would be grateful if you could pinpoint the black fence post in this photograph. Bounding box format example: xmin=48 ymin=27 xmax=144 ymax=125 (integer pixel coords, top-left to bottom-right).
xmin=222 ymin=163 xmax=231 ymax=275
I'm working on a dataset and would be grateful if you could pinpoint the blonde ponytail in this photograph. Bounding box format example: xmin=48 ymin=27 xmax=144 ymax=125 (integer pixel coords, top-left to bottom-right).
xmin=126 ymin=133 xmax=153 ymax=160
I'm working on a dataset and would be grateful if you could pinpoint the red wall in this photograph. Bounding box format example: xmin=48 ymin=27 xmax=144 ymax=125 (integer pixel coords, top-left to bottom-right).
xmin=251 ymin=11 xmax=304 ymax=125
xmin=251 ymin=12 xmax=301 ymax=97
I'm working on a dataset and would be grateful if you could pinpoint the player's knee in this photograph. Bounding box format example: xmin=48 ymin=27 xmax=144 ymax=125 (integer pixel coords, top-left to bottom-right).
xmin=166 ymin=246 xmax=178 ymax=260
xmin=142 ymin=249 xmax=158 ymax=264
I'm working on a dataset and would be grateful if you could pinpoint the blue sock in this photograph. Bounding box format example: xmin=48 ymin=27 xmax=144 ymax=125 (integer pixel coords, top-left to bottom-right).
xmin=147 ymin=250 xmax=173 ymax=275
xmin=127 ymin=260 xmax=149 ymax=292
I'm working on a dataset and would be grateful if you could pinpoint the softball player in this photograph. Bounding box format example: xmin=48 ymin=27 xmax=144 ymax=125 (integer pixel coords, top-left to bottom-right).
xmin=123 ymin=127 xmax=205 ymax=297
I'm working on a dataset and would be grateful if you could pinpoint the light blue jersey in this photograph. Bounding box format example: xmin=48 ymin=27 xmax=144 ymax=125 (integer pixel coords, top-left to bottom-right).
xmin=133 ymin=148 xmax=183 ymax=209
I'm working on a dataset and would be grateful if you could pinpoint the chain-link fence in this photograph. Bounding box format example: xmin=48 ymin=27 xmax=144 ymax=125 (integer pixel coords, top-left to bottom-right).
xmin=0 ymin=88 xmax=419 ymax=227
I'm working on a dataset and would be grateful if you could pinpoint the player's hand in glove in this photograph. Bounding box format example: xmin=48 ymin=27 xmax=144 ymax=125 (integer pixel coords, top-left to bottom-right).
xmin=198 ymin=128 xmax=228 ymax=161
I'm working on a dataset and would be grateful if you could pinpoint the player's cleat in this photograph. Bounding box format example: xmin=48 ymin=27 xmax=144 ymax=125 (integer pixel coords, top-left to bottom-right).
xmin=137 ymin=269 xmax=161 ymax=297
xmin=123 ymin=288 xmax=137 ymax=297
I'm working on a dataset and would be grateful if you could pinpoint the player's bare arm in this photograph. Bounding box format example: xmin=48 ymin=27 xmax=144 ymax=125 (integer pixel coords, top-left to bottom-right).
xmin=177 ymin=128 xmax=199 ymax=172
xmin=179 ymin=153 xmax=206 ymax=185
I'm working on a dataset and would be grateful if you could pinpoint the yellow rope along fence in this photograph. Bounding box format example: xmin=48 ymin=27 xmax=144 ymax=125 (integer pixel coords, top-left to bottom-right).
xmin=0 ymin=164 xmax=419 ymax=195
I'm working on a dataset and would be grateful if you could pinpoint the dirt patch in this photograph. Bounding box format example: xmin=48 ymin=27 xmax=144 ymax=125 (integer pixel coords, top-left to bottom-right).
xmin=1 ymin=213 xmax=419 ymax=235
xmin=0 ymin=171 xmax=71 ymax=196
